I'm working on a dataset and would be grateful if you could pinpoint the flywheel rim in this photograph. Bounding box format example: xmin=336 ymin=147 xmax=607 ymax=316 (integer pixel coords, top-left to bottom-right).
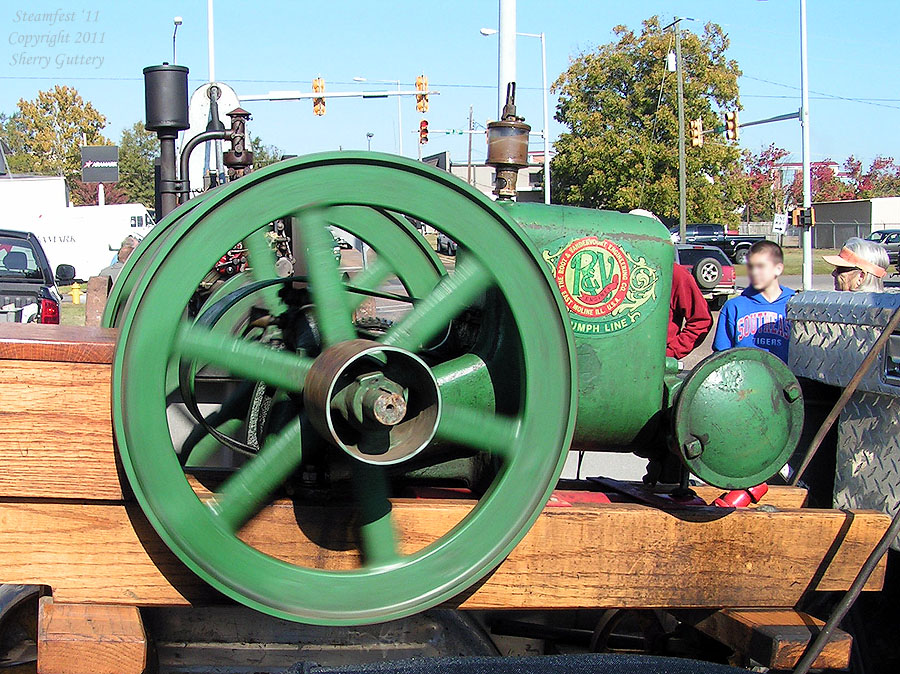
xmin=112 ymin=152 xmax=576 ymax=625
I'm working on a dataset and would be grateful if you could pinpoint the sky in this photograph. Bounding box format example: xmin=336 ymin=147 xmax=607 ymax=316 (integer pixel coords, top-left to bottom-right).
xmin=2 ymin=0 xmax=898 ymax=171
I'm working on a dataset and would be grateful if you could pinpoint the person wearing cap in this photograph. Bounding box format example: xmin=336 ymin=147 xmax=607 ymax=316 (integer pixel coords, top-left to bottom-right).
xmin=822 ymin=237 xmax=888 ymax=292
xmin=98 ymin=238 xmax=137 ymax=286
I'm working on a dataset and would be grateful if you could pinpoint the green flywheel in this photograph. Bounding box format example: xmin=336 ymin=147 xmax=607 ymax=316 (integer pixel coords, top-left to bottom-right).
xmin=111 ymin=152 xmax=577 ymax=625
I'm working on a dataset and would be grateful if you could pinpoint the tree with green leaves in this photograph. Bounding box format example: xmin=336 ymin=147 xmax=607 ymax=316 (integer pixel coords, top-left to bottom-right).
xmin=4 ymin=86 xmax=110 ymax=192
xmin=551 ymin=17 xmax=745 ymax=225
xmin=117 ymin=121 xmax=157 ymax=207
xmin=251 ymin=135 xmax=283 ymax=170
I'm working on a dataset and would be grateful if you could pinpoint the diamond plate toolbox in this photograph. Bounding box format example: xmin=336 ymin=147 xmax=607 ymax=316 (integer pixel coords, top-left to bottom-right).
xmin=835 ymin=391 xmax=900 ymax=550
xmin=788 ymin=291 xmax=900 ymax=548
xmin=787 ymin=290 xmax=900 ymax=395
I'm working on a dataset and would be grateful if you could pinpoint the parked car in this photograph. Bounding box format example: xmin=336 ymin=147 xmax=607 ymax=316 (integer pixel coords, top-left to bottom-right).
xmin=669 ymin=224 xmax=765 ymax=264
xmin=436 ymin=232 xmax=458 ymax=256
xmin=865 ymin=229 xmax=900 ymax=266
xmin=675 ymin=244 xmax=735 ymax=310
xmin=0 ymin=229 xmax=74 ymax=324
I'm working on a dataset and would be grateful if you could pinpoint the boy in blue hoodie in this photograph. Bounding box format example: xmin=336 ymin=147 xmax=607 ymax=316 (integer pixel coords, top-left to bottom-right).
xmin=713 ymin=240 xmax=795 ymax=363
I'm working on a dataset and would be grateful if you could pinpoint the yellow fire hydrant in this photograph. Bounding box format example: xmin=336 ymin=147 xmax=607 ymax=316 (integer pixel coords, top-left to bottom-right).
xmin=69 ymin=282 xmax=83 ymax=305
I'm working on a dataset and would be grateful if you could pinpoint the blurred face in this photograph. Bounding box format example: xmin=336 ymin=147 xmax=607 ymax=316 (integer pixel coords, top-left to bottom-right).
xmin=832 ymin=266 xmax=864 ymax=291
xmin=747 ymin=251 xmax=783 ymax=290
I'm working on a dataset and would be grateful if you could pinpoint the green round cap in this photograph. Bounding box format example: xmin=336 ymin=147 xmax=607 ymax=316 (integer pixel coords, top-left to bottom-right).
xmin=673 ymin=347 xmax=804 ymax=489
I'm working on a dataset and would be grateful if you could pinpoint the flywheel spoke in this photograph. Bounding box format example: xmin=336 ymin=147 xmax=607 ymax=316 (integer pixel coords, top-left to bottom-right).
xmin=296 ymin=208 xmax=357 ymax=346
xmin=352 ymin=463 xmax=400 ymax=566
xmin=209 ymin=419 xmax=304 ymax=531
xmin=434 ymin=404 xmax=521 ymax=459
xmin=347 ymin=256 xmax=393 ymax=311
xmin=244 ymin=228 xmax=288 ymax=313
xmin=176 ymin=323 xmax=313 ymax=392
xmin=380 ymin=256 xmax=492 ymax=352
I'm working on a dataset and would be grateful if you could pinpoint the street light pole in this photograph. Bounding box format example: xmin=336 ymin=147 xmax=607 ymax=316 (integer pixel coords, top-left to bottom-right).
xmin=539 ymin=32 xmax=550 ymax=204
xmin=674 ymin=18 xmax=687 ymax=244
xmin=397 ymin=80 xmax=403 ymax=156
xmin=481 ymin=27 xmax=551 ymax=203
xmin=498 ymin=0 xmax=516 ymax=120
xmin=800 ymin=0 xmax=813 ymax=290
xmin=207 ymin=0 xmax=215 ymax=82
xmin=172 ymin=17 xmax=182 ymax=64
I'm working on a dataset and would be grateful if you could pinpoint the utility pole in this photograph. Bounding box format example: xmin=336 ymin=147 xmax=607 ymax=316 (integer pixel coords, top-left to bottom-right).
xmin=397 ymin=80 xmax=403 ymax=156
xmin=207 ymin=0 xmax=215 ymax=82
xmin=539 ymin=31 xmax=550 ymax=204
xmin=800 ymin=0 xmax=813 ymax=290
xmin=674 ymin=18 xmax=687 ymax=245
xmin=498 ymin=0 xmax=516 ymax=119
xmin=467 ymin=105 xmax=474 ymax=185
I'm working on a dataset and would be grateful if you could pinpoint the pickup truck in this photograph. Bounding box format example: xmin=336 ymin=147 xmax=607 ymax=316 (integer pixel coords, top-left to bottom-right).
xmin=669 ymin=224 xmax=766 ymax=265
xmin=0 ymin=229 xmax=75 ymax=324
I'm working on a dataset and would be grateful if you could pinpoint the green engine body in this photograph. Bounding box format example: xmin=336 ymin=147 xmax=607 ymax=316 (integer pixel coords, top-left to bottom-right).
xmin=504 ymin=202 xmax=673 ymax=450
xmin=502 ymin=201 xmax=803 ymax=487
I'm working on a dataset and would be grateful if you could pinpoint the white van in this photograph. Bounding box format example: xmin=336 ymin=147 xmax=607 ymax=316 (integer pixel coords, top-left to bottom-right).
xmin=19 ymin=204 xmax=155 ymax=280
xmin=1 ymin=176 xmax=156 ymax=279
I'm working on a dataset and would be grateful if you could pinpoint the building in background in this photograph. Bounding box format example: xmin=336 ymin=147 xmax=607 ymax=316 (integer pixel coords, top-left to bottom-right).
xmin=422 ymin=150 xmax=546 ymax=203
xmin=812 ymin=197 xmax=900 ymax=248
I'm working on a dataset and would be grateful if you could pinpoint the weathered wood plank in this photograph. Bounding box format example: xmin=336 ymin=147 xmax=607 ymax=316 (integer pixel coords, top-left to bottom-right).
xmin=0 ymin=500 xmax=887 ymax=610
xmin=0 ymin=324 xmax=116 ymax=364
xmin=37 ymin=596 xmax=146 ymax=674
xmin=688 ymin=608 xmax=852 ymax=670
xmin=0 ymin=360 xmax=121 ymax=500
xmin=84 ymin=276 xmax=111 ymax=328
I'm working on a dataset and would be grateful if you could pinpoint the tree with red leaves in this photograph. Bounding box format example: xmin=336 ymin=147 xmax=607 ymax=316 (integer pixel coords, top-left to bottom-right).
xmin=69 ymin=179 xmax=129 ymax=206
xmin=742 ymin=144 xmax=790 ymax=221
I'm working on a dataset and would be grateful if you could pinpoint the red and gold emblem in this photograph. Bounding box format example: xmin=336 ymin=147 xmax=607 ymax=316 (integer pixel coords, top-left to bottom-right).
xmin=554 ymin=237 xmax=631 ymax=318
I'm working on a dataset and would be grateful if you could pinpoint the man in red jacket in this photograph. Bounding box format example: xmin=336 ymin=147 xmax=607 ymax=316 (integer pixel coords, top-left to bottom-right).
xmin=667 ymin=264 xmax=712 ymax=359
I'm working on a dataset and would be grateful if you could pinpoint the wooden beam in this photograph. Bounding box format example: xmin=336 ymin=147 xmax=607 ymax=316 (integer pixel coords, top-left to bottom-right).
xmin=0 ymin=324 xmax=116 ymax=363
xmin=0 ymin=360 xmax=121 ymax=500
xmin=84 ymin=276 xmax=111 ymax=328
xmin=0 ymin=499 xmax=887 ymax=610
xmin=686 ymin=608 xmax=853 ymax=670
xmin=38 ymin=596 xmax=146 ymax=674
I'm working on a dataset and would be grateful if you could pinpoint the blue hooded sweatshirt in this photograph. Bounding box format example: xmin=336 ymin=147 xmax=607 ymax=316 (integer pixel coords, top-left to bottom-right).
xmin=712 ymin=285 xmax=796 ymax=363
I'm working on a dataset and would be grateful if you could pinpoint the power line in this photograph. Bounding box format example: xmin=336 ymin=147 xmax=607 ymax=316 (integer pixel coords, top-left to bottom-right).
xmin=741 ymin=74 xmax=900 ymax=110
xmin=0 ymin=75 xmax=544 ymax=92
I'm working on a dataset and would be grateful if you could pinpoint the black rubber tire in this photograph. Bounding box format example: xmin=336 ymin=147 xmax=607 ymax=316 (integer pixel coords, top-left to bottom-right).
xmin=708 ymin=294 xmax=728 ymax=311
xmin=733 ymin=247 xmax=750 ymax=265
xmin=693 ymin=257 xmax=722 ymax=290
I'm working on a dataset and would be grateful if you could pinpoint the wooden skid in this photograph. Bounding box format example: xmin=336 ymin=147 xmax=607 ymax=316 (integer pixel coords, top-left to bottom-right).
xmin=0 ymin=498 xmax=887 ymax=610
xmin=38 ymin=597 xmax=146 ymax=674
xmin=687 ymin=608 xmax=853 ymax=670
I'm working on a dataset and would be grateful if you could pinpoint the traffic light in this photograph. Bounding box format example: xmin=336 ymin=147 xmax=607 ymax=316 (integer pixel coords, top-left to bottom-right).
xmin=800 ymin=206 xmax=816 ymax=227
xmin=415 ymin=74 xmax=429 ymax=113
xmin=312 ymin=77 xmax=326 ymax=116
xmin=418 ymin=119 xmax=429 ymax=144
xmin=725 ymin=111 xmax=738 ymax=141
xmin=790 ymin=207 xmax=815 ymax=227
xmin=689 ymin=118 xmax=703 ymax=148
